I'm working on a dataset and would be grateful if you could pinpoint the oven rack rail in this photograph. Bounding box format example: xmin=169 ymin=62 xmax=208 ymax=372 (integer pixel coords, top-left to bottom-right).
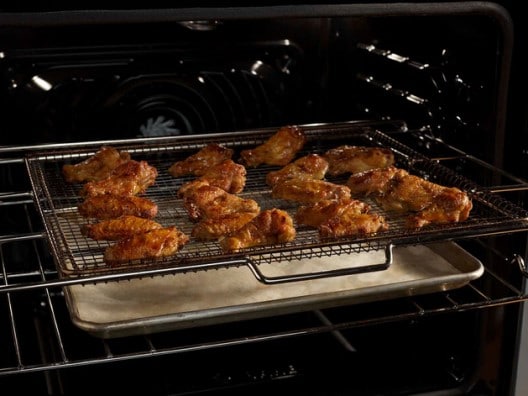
xmin=0 ymin=130 xmax=527 ymax=376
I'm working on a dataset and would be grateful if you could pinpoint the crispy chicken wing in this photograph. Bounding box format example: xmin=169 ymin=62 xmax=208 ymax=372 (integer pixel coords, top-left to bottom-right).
xmin=295 ymin=198 xmax=370 ymax=228
xmin=78 ymin=194 xmax=158 ymax=220
xmin=191 ymin=212 xmax=259 ymax=241
xmin=62 ymin=146 xmax=131 ymax=183
xmin=177 ymin=159 xmax=246 ymax=197
xmin=272 ymin=178 xmax=351 ymax=204
xmin=81 ymin=215 xmax=162 ymax=241
xmin=323 ymin=145 xmax=395 ymax=176
xmin=296 ymin=198 xmax=387 ymax=239
xmin=319 ymin=212 xmax=388 ymax=239
xmin=168 ymin=144 xmax=234 ymax=177
xmin=182 ymin=184 xmax=260 ymax=222
xmin=266 ymin=154 xmax=329 ymax=187
xmin=104 ymin=226 xmax=189 ymax=265
xmin=80 ymin=160 xmax=158 ymax=197
xmin=347 ymin=166 xmax=473 ymax=228
xmin=240 ymin=125 xmax=306 ymax=167
xmin=219 ymin=209 xmax=296 ymax=252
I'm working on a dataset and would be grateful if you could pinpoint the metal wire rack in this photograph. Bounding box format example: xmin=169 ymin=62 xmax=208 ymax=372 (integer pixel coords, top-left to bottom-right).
xmin=25 ymin=122 xmax=528 ymax=282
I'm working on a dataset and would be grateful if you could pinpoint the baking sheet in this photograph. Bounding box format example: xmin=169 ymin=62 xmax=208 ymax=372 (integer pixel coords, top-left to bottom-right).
xmin=64 ymin=241 xmax=483 ymax=338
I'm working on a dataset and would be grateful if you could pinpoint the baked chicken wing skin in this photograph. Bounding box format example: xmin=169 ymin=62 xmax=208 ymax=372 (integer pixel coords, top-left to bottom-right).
xmin=182 ymin=184 xmax=260 ymax=222
xmin=168 ymin=144 xmax=234 ymax=177
xmin=319 ymin=212 xmax=388 ymax=239
xmin=81 ymin=215 xmax=162 ymax=241
xmin=296 ymin=198 xmax=387 ymax=239
xmin=219 ymin=208 xmax=296 ymax=252
xmin=347 ymin=166 xmax=473 ymax=228
xmin=78 ymin=194 xmax=159 ymax=220
xmin=177 ymin=159 xmax=247 ymax=197
xmin=295 ymin=198 xmax=371 ymax=228
xmin=323 ymin=145 xmax=395 ymax=176
xmin=80 ymin=160 xmax=158 ymax=197
xmin=191 ymin=212 xmax=259 ymax=241
xmin=240 ymin=125 xmax=306 ymax=167
xmin=266 ymin=154 xmax=329 ymax=187
xmin=104 ymin=226 xmax=189 ymax=265
xmin=271 ymin=178 xmax=351 ymax=204
xmin=62 ymin=146 xmax=131 ymax=183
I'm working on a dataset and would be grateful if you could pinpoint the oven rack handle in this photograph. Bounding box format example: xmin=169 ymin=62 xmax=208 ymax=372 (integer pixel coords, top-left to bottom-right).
xmin=1 ymin=240 xmax=394 ymax=294
xmin=246 ymin=244 xmax=394 ymax=285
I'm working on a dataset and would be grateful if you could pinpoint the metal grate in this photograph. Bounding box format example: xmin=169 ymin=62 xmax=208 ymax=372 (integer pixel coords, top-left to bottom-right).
xmin=26 ymin=122 xmax=528 ymax=280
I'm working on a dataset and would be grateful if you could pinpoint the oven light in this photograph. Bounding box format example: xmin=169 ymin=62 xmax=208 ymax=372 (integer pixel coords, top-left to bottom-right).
xmin=197 ymin=76 xmax=205 ymax=84
xmin=31 ymin=75 xmax=53 ymax=91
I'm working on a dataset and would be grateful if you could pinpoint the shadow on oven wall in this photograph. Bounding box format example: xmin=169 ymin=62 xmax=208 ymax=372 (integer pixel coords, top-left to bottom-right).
xmin=0 ymin=2 xmax=528 ymax=396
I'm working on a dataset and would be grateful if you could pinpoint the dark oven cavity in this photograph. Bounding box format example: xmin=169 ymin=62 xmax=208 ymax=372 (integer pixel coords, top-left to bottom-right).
xmin=1 ymin=3 xmax=528 ymax=396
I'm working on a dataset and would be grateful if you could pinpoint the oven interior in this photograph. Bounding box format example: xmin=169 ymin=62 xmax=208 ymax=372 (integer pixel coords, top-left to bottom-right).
xmin=1 ymin=3 xmax=528 ymax=395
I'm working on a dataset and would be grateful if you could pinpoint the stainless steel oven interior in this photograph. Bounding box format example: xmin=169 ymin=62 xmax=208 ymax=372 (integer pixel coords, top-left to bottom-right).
xmin=1 ymin=2 xmax=528 ymax=395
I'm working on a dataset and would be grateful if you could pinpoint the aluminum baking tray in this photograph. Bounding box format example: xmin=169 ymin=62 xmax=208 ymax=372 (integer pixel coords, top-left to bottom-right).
xmin=64 ymin=241 xmax=484 ymax=338
xmin=26 ymin=121 xmax=528 ymax=282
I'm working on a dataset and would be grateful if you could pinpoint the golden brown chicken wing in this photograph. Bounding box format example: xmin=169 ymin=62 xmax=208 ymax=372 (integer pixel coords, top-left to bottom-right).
xmin=271 ymin=178 xmax=351 ymax=204
xmin=177 ymin=159 xmax=247 ymax=197
xmin=182 ymin=184 xmax=260 ymax=222
xmin=296 ymin=198 xmax=387 ymax=239
xmin=240 ymin=125 xmax=306 ymax=167
xmin=191 ymin=212 xmax=259 ymax=241
xmin=319 ymin=212 xmax=388 ymax=239
xmin=104 ymin=226 xmax=189 ymax=265
xmin=295 ymin=198 xmax=370 ymax=228
xmin=168 ymin=144 xmax=234 ymax=177
xmin=80 ymin=160 xmax=158 ymax=197
xmin=81 ymin=215 xmax=162 ymax=241
xmin=78 ymin=194 xmax=158 ymax=220
xmin=347 ymin=166 xmax=472 ymax=228
xmin=62 ymin=146 xmax=131 ymax=183
xmin=323 ymin=145 xmax=395 ymax=176
xmin=219 ymin=208 xmax=296 ymax=252
xmin=265 ymin=154 xmax=329 ymax=187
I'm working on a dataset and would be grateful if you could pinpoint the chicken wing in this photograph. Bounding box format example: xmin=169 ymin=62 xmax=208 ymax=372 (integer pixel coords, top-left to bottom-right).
xmin=319 ymin=212 xmax=388 ymax=239
xmin=347 ymin=166 xmax=472 ymax=228
xmin=265 ymin=154 xmax=329 ymax=187
xmin=168 ymin=144 xmax=234 ymax=177
xmin=295 ymin=198 xmax=370 ymax=228
xmin=219 ymin=208 xmax=296 ymax=252
xmin=240 ymin=125 xmax=306 ymax=167
xmin=296 ymin=198 xmax=387 ymax=239
xmin=104 ymin=226 xmax=189 ymax=265
xmin=191 ymin=212 xmax=259 ymax=241
xmin=182 ymin=184 xmax=260 ymax=221
xmin=80 ymin=160 xmax=158 ymax=197
xmin=62 ymin=146 xmax=131 ymax=183
xmin=177 ymin=159 xmax=247 ymax=197
xmin=78 ymin=194 xmax=158 ymax=220
xmin=271 ymin=178 xmax=351 ymax=204
xmin=323 ymin=145 xmax=395 ymax=176
xmin=81 ymin=215 xmax=162 ymax=241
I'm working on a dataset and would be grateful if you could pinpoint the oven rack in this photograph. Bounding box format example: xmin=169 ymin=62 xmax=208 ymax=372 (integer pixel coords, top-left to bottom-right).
xmin=24 ymin=121 xmax=528 ymax=283
xmin=0 ymin=229 xmax=527 ymax=377
xmin=1 ymin=127 xmax=528 ymax=377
